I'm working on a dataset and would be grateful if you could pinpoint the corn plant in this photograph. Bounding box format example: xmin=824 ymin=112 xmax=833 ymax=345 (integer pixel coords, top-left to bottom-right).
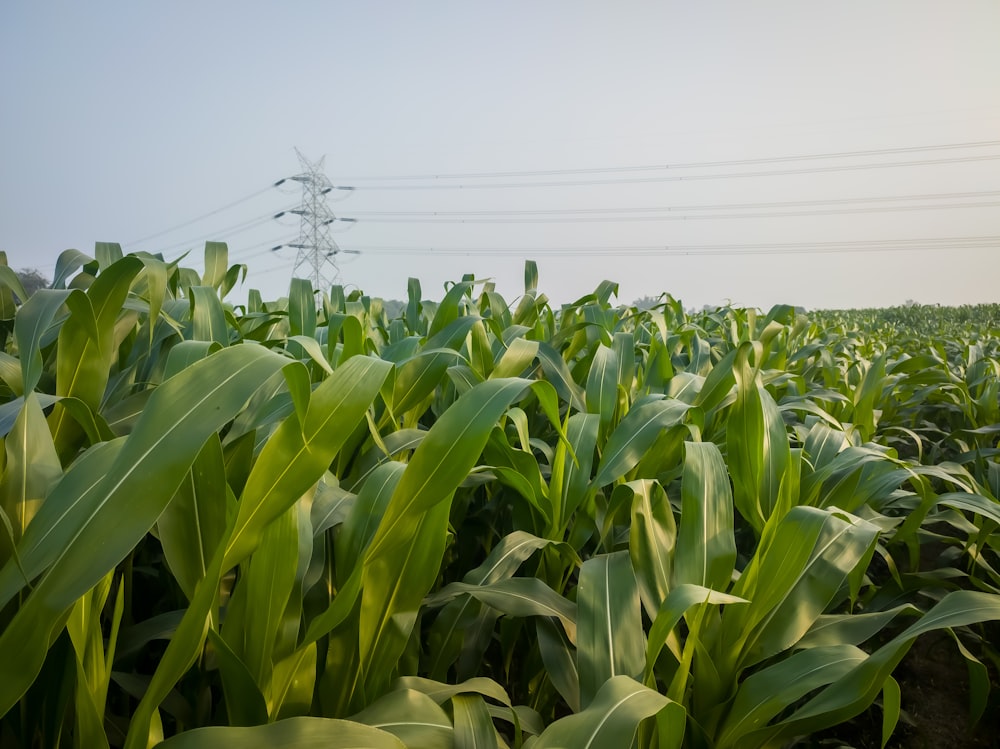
xmin=0 ymin=247 xmax=998 ymax=748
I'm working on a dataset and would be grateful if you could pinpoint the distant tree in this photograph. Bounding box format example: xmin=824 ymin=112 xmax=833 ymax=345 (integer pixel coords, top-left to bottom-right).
xmin=380 ymin=299 xmax=407 ymax=319
xmin=13 ymin=268 xmax=48 ymax=301
xmin=632 ymin=295 xmax=661 ymax=310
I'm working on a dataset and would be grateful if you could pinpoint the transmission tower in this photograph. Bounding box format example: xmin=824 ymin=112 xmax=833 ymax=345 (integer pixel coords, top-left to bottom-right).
xmin=275 ymin=149 xmax=354 ymax=289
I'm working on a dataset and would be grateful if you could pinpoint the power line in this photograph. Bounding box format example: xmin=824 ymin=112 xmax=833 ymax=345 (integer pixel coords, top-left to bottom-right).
xmin=340 ymin=189 xmax=1000 ymax=217
xmin=335 ymin=139 xmax=1000 ymax=181
xmin=125 ymin=185 xmax=280 ymax=245
xmin=339 ymin=153 xmax=1000 ymax=190
xmin=133 ymin=202 xmax=300 ymax=254
xmin=345 ymin=235 xmax=999 ymax=257
xmin=339 ymin=200 xmax=1000 ymax=225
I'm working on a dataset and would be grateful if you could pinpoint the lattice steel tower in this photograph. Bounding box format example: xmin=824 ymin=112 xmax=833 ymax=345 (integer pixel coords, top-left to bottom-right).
xmin=284 ymin=149 xmax=346 ymax=289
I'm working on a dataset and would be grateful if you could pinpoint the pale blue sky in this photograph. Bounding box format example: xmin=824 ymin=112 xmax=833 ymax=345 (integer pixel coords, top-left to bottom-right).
xmin=2 ymin=1 xmax=999 ymax=309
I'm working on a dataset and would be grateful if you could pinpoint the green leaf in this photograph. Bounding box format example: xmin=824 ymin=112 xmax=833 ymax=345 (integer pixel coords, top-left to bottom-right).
xmin=154 ymin=717 xmax=407 ymax=748
xmin=673 ymin=442 xmax=736 ymax=592
xmin=0 ymin=393 xmax=62 ymax=561
xmin=202 ymin=241 xmax=229 ymax=290
xmin=551 ymin=412 xmax=599 ymax=534
xmin=592 ymin=396 xmax=692 ymax=487
xmin=577 ymin=552 xmax=645 ymax=708
xmin=350 ymin=688 xmax=453 ymax=749
xmin=288 ymin=278 xmax=317 ymax=337
xmin=189 ymin=286 xmax=229 ymax=347
xmin=881 ymin=676 xmax=900 ymax=749
xmin=727 ymin=342 xmax=791 ymax=533
xmin=453 ymin=694 xmax=502 ymax=749
xmin=206 ymin=629 xmax=268 ymax=727
xmin=537 ymin=615 xmax=581 ymax=713
xmin=0 ymin=344 xmax=289 ymax=717
xmin=157 ymin=435 xmax=230 ymax=601
xmin=427 ymin=577 xmax=578 ymax=644
xmin=625 ymin=480 xmax=677 ymax=617
xmin=224 ymin=355 xmax=393 ymax=568
xmin=532 ymin=675 xmax=672 ymax=749
xmin=240 ymin=503 xmax=300 ymax=686
xmin=95 ymin=241 xmax=123 ymax=271
xmin=14 ymin=288 xmax=79 ymax=394
xmin=50 ymin=256 xmax=144 ymax=455
xmin=336 ymin=463 xmax=406 ymax=585
xmin=425 ymin=531 xmax=560 ymax=679
xmin=51 ymin=248 xmax=95 ymax=289
xmin=743 ymin=590 xmax=1000 ymax=747
xmin=492 ymin=336 xmax=539 ymax=380
xmin=586 ymin=344 xmax=618 ymax=425
xmin=714 ymin=644 xmax=869 ymax=747
xmin=645 ymin=584 xmax=748 ymax=686
xmin=722 ymin=506 xmax=879 ymax=675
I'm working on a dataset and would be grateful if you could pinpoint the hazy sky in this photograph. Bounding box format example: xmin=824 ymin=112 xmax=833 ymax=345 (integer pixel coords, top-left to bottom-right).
xmin=2 ymin=1 xmax=999 ymax=309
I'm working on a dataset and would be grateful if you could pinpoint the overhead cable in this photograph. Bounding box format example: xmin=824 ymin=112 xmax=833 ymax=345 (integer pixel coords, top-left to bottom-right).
xmin=340 ymin=153 xmax=1000 ymax=190
xmin=336 ymin=139 xmax=1000 ymax=181
xmin=126 ymin=185 xmax=279 ymax=245
xmin=346 ymin=235 xmax=999 ymax=257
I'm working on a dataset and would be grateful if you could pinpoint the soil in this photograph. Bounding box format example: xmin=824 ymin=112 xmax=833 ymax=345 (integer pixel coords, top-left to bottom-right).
xmin=794 ymin=628 xmax=999 ymax=748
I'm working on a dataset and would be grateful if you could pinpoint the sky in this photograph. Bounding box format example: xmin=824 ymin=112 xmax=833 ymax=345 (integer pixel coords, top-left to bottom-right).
xmin=2 ymin=1 xmax=999 ymax=310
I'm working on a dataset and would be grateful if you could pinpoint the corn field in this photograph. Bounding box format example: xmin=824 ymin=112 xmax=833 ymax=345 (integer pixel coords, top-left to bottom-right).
xmin=0 ymin=242 xmax=998 ymax=748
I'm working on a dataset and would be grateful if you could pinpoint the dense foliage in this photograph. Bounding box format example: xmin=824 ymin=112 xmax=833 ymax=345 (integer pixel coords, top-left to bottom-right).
xmin=0 ymin=244 xmax=998 ymax=748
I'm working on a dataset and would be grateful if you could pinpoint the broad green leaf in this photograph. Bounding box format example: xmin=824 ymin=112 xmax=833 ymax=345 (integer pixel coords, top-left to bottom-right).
xmin=224 ymin=355 xmax=393 ymax=568
xmin=645 ymin=584 xmax=749 ymax=686
xmin=577 ymin=552 xmax=645 ymax=708
xmin=721 ymin=506 xmax=879 ymax=676
xmin=0 ymin=264 xmax=29 ymax=313
xmin=453 ymin=694 xmax=502 ymax=749
xmin=537 ymin=616 xmax=581 ymax=713
xmin=157 ymin=435 xmax=230 ymax=601
xmin=491 ymin=336 xmax=539 ymax=379
xmin=392 ymin=348 xmax=465 ymax=417
xmin=428 ymin=280 xmax=473 ymax=338
xmin=95 ymin=241 xmax=123 ymax=271
xmin=532 ymin=675 xmax=672 ymax=749
xmin=0 ymin=393 xmax=62 ymax=560
xmin=727 ymin=342 xmax=791 ymax=533
xmin=350 ymin=688 xmax=453 ymax=749
xmin=795 ymin=604 xmax=921 ymax=649
xmin=550 ymin=412 xmax=599 ymax=532
xmin=335 ymin=462 xmax=406 ymax=585
xmin=714 ymin=644 xmax=869 ymax=747
xmin=51 ymin=248 xmax=95 ymax=289
xmin=207 ymin=629 xmax=268 ymax=727
xmin=673 ymin=442 xmax=736 ymax=592
xmin=881 ymin=676 xmax=901 ymax=749
xmin=155 ymin=717 xmax=406 ymax=748
xmin=592 ymin=396 xmax=692 ymax=487
xmin=288 ymin=278 xmax=316 ymax=337
xmin=426 ymin=577 xmax=578 ymax=644
xmin=49 ymin=256 xmax=143 ymax=455
xmin=585 ymin=343 xmax=618 ymax=425
xmin=202 ymin=241 xmax=229 ymax=290
xmin=14 ymin=288 xmax=79 ymax=394
xmin=0 ymin=344 xmax=290 ymax=718
xmin=425 ymin=531 xmax=560 ymax=679
xmin=751 ymin=591 xmax=1000 ymax=747
xmin=625 ymin=480 xmax=676 ymax=617
xmin=270 ymin=642 xmax=317 ymax=720
xmin=240 ymin=503 xmax=300 ymax=686
xmin=537 ymin=341 xmax=587 ymax=413
xmin=189 ymin=285 xmax=229 ymax=347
